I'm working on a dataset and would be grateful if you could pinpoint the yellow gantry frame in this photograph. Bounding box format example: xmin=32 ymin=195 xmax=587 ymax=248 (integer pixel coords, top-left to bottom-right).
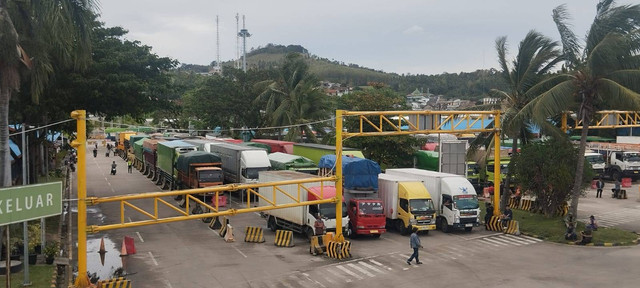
xmin=72 ymin=109 xmax=502 ymax=287
xmin=562 ymin=110 xmax=640 ymax=132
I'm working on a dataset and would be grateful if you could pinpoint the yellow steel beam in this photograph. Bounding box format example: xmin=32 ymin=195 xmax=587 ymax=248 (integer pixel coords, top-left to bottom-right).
xmin=566 ymin=111 xmax=640 ymax=130
xmin=70 ymin=110 xmax=90 ymax=288
xmin=87 ymin=178 xmax=336 ymax=233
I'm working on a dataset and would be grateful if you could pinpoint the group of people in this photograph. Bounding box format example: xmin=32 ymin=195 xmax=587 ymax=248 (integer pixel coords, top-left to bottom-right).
xmin=564 ymin=213 xmax=597 ymax=245
xmin=596 ymin=177 xmax=626 ymax=199
xmin=482 ymin=202 xmax=512 ymax=229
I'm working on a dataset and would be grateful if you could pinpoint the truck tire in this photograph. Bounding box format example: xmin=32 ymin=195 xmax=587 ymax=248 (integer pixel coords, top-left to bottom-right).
xmin=268 ymin=217 xmax=278 ymax=232
xmin=612 ymin=170 xmax=621 ymax=181
xmin=346 ymin=223 xmax=355 ymax=239
xmin=441 ymin=219 xmax=450 ymax=233
xmin=304 ymin=227 xmax=315 ymax=242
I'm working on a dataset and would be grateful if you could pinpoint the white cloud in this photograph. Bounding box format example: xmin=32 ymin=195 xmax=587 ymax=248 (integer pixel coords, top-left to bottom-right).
xmin=403 ymin=25 xmax=424 ymax=35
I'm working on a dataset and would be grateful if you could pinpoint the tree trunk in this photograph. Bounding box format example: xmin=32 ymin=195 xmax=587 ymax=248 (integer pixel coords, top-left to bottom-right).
xmin=0 ymin=88 xmax=11 ymax=187
xmin=569 ymin=117 xmax=589 ymax=218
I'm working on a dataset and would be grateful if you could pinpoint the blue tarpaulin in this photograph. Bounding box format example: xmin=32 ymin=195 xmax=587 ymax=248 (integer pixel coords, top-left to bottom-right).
xmin=318 ymin=155 xmax=380 ymax=191
xmin=9 ymin=139 xmax=20 ymax=157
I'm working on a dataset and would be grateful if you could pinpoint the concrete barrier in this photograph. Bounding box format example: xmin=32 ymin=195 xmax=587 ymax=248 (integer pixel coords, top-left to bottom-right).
xmin=275 ymin=230 xmax=294 ymax=247
xmin=244 ymin=226 xmax=265 ymax=243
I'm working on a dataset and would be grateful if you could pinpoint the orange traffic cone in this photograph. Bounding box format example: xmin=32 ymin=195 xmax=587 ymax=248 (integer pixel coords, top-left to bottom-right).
xmin=98 ymin=238 xmax=107 ymax=266
xmin=120 ymin=238 xmax=128 ymax=257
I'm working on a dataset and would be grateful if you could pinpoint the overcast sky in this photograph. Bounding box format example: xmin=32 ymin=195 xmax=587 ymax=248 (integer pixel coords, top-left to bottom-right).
xmin=96 ymin=0 xmax=634 ymax=75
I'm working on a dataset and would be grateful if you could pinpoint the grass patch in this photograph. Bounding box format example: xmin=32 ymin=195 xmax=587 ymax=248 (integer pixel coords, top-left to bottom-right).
xmin=0 ymin=264 xmax=55 ymax=288
xmin=479 ymin=209 xmax=639 ymax=244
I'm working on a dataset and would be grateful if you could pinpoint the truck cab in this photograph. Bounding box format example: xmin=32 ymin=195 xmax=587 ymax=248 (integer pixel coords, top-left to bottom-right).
xmin=608 ymin=151 xmax=640 ymax=180
xmin=585 ymin=151 xmax=606 ymax=176
xmin=241 ymin=150 xmax=271 ymax=183
xmin=346 ymin=198 xmax=386 ymax=238
xmin=438 ymin=179 xmax=481 ymax=232
xmin=307 ymin=186 xmax=349 ymax=236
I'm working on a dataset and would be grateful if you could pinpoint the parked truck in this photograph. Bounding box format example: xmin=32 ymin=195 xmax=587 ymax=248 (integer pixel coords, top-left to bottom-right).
xmin=585 ymin=150 xmax=606 ymax=177
xmin=132 ymin=137 xmax=148 ymax=172
xmin=156 ymin=140 xmax=197 ymax=190
xmin=251 ymin=139 xmax=295 ymax=154
xmin=293 ymin=143 xmax=364 ymax=164
xmin=377 ymin=173 xmax=436 ymax=235
xmin=268 ymin=152 xmax=318 ymax=174
xmin=207 ymin=142 xmax=271 ymax=192
xmin=587 ymin=142 xmax=640 ymax=180
xmin=142 ymin=138 xmax=162 ymax=181
xmin=386 ymin=168 xmax=481 ymax=233
xmin=175 ymin=151 xmax=224 ymax=203
xmin=259 ymin=170 xmax=348 ymax=239
xmin=317 ymin=155 xmax=385 ymax=238
xmin=116 ymin=131 xmax=137 ymax=158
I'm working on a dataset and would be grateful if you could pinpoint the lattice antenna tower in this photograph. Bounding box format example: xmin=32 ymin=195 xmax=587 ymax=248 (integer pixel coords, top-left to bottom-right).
xmin=238 ymin=15 xmax=251 ymax=72
xmin=214 ymin=15 xmax=221 ymax=73
xmin=235 ymin=13 xmax=240 ymax=69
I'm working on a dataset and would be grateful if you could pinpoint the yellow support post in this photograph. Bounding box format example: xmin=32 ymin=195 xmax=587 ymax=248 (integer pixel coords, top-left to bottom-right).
xmin=335 ymin=110 xmax=344 ymax=242
xmin=493 ymin=110 xmax=501 ymax=217
xmin=561 ymin=112 xmax=568 ymax=133
xmin=70 ymin=110 xmax=90 ymax=288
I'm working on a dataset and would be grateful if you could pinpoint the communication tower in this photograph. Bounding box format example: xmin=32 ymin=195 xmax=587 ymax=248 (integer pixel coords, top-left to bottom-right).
xmin=238 ymin=15 xmax=251 ymax=72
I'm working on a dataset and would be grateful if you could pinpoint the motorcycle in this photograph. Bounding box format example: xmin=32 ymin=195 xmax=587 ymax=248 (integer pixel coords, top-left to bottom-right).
xmin=111 ymin=167 xmax=117 ymax=175
xmin=93 ymin=149 xmax=97 ymax=158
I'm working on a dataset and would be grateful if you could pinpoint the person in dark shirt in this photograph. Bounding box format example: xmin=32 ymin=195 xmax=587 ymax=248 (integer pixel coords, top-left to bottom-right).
xmin=500 ymin=206 xmax=513 ymax=228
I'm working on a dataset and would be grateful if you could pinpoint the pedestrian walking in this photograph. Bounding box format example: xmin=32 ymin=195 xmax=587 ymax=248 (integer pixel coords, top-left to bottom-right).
xmin=128 ymin=159 xmax=133 ymax=173
xmin=406 ymin=227 xmax=423 ymax=265
xmin=596 ymin=178 xmax=604 ymax=198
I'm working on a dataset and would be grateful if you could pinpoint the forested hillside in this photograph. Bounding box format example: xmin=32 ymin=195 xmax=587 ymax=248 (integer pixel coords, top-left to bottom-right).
xmin=180 ymin=44 xmax=509 ymax=100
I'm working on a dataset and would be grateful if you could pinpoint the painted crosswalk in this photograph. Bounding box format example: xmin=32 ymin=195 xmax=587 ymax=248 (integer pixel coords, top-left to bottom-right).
xmin=578 ymin=207 xmax=640 ymax=228
xmin=246 ymin=233 xmax=542 ymax=288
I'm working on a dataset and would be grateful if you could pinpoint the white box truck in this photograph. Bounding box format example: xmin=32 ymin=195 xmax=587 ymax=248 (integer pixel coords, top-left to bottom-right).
xmin=378 ymin=173 xmax=436 ymax=235
xmin=386 ymin=168 xmax=481 ymax=232
xmin=259 ymin=170 xmax=348 ymax=239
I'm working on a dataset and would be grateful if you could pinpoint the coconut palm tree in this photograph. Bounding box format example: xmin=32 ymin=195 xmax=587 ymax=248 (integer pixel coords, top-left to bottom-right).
xmin=527 ymin=0 xmax=640 ymax=217
xmin=489 ymin=30 xmax=563 ymax=209
xmin=0 ymin=0 xmax=96 ymax=186
xmin=255 ymin=53 xmax=330 ymax=142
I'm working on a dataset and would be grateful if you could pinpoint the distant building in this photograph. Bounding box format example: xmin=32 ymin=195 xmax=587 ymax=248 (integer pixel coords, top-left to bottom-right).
xmin=482 ymin=97 xmax=500 ymax=105
xmin=322 ymin=81 xmax=351 ymax=97
xmin=406 ymin=88 xmax=432 ymax=110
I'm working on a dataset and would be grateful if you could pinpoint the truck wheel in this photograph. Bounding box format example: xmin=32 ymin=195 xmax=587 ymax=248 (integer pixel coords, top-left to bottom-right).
xmin=464 ymin=227 xmax=473 ymax=232
xmin=304 ymin=227 xmax=315 ymax=242
xmin=268 ymin=217 xmax=277 ymax=232
xmin=441 ymin=219 xmax=450 ymax=233
xmin=613 ymin=171 xmax=621 ymax=181
xmin=346 ymin=224 xmax=355 ymax=239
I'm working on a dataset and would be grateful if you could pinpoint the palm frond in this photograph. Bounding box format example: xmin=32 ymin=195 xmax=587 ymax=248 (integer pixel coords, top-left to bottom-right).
xmin=588 ymin=32 xmax=636 ymax=75
xmin=552 ymin=4 xmax=582 ymax=67
xmin=495 ymin=36 xmax=512 ymax=84
xmin=530 ymin=79 xmax=577 ymax=123
xmin=595 ymin=78 xmax=640 ymax=110
xmin=607 ymin=69 xmax=640 ymax=92
xmin=586 ymin=1 xmax=640 ymax=55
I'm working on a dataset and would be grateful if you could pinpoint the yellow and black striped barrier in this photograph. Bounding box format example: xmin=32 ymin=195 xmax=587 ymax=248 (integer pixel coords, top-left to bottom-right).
xmin=503 ymin=220 xmax=520 ymax=235
xmin=508 ymin=198 xmax=519 ymax=209
xmin=244 ymin=226 xmax=265 ymax=243
xmin=275 ymin=230 xmax=294 ymax=247
xmin=520 ymin=199 xmax=533 ymax=211
xmin=98 ymin=277 xmax=131 ymax=288
xmin=486 ymin=216 xmax=503 ymax=232
xmin=326 ymin=240 xmax=352 ymax=260
xmin=218 ymin=217 xmax=229 ymax=237
xmin=209 ymin=216 xmax=223 ymax=230
xmin=310 ymin=235 xmax=326 ymax=255
xmin=555 ymin=203 xmax=568 ymax=216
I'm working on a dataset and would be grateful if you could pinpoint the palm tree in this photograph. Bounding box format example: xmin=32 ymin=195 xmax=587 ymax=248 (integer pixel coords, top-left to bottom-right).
xmin=0 ymin=0 xmax=96 ymax=187
xmin=255 ymin=53 xmax=330 ymax=142
xmin=489 ymin=31 xmax=562 ymax=209
xmin=527 ymin=0 xmax=640 ymax=217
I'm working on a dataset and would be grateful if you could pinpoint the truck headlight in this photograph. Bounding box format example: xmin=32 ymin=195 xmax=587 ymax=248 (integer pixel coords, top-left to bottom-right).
xmin=409 ymin=218 xmax=417 ymax=225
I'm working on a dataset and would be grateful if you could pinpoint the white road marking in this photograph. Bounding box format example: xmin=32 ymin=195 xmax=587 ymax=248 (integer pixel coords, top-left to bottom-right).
xmin=301 ymin=273 xmax=326 ymax=288
xmin=326 ymin=267 xmax=352 ymax=283
xmin=163 ymin=279 xmax=173 ymax=288
xmin=336 ymin=265 xmax=364 ymax=280
xmin=347 ymin=263 xmax=375 ymax=277
xmin=480 ymin=238 xmax=504 ymax=247
xmin=369 ymin=259 xmax=393 ymax=271
xmin=491 ymin=236 xmax=521 ymax=246
xmin=359 ymin=261 xmax=385 ymax=274
xmin=136 ymin=232 xmax=144 ymax=243
xmin=128 ymin=217 xmax=132 ymax=223
xmin=233 ymin=246 xmax=248 ymax=258
xmin=148 ymin=251 xmax=158 ymax=266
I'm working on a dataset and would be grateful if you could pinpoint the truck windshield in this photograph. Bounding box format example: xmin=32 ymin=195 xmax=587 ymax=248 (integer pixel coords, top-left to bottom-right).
xmin=358 ymin=202 xmax=384 ymax=215
xmin=623 ymin=153 xmax=640 ymax=162
xmin=453 ymin=195 xmax=479 ymax=209
xmin=319 ymin=203 xmax=348 ymax=219
xmin=199 ymin=170 xmax=223 ymax=183
xmin=409 ymin=199 xmax=435 ymax=215
xmin=586 ymin=155 xmax=605 ymax=164
xmin=244 ymin=167 xmax=269 ymax=179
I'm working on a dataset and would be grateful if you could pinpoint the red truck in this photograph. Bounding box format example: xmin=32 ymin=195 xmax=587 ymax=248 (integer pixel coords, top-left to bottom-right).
xmin=251 ymin=139 xmax=295 ymax=154
xmin=346 ymin=198 xmax=386 ymax=238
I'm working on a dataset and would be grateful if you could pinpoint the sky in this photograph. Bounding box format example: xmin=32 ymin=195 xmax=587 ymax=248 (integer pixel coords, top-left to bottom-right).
xmin=96 ymin=0 xmax=635 ymax=76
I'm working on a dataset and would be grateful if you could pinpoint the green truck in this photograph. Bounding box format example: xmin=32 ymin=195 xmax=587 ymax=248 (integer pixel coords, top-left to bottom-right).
xmin=132 ymin=137 xmax=148 ymax=172
xmin=156 ymin=140 xmax=197 ymax=190
xmin=268 ymin=152 xmax=317 ymax=174
xmin=413 ymin=150 xmax=439 ymax=171
xmin=292 ymin=143 xmax=364 ymax=165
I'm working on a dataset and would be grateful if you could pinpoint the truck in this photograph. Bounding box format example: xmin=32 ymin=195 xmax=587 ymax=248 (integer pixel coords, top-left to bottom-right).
xmin=586 ymin=142 xmax=640 ymax=180
xmin=132 ymin=137 xmax=148 ymax=172
xmin=268 ymin=152 xmax=318 ymax=174
xmin=292 ymin=143 xmax=364 ymax=164
xmin=413 ymin=150 xmax=439 ymax=171
xmin=317 ymin=155 xmax=386 ymax=238
xmin=183 ymin=139 xmax=216 ymax=152
xmin=156 ymin=140 xmax=197 ymax=190
xmin=584 ymin=150 xmax=606 ymax=177
xmin=251 ymin=139 xmax=295 ymax=154
xmin=377 ymin=173 xmax=436 ymax=235
xmin=142 ymin=138 xmax=162 ymax=181
xmin=386 ymin=168 xmax=481 ymax=233
xmin=258 ymin=170 xmax=348 ymax=239
xmin=207 ymin=142 xmax=271 ymax=191
xmin=116 ymin=131 xmax=137 ymax=158
xmin=175 ymin=151 xmax=224 ymax=203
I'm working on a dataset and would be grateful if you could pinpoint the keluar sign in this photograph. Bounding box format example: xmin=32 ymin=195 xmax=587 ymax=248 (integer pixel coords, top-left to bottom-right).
xmin=0 ymin=182 xmax=63 ymax=225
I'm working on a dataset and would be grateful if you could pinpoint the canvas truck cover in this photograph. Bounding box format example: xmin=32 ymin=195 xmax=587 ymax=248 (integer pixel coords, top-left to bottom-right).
xmin=176 ymin=151 xmax=222 ymax=173
xmin=268 ymin=152 xmax=316 ymax=170
xmin=251 ymin=139 xmax=295 ymax=154
xmin=318 ymin=155 xmax=380 ymax=191
xmin=143 ymin=139 xmax=161 ymax=150
xmin=133 ymin=138 xmax=147 ymax=161
xmin=157 ymin=140 xmax=196 ymax=174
